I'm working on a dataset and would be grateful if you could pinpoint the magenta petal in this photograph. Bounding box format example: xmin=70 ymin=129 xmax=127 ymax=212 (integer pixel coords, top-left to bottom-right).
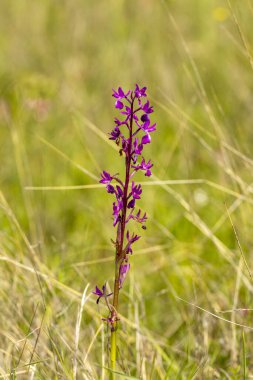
xmin=116 ymin=185 xmax=123 ymax=198
xmin=143 ymin=120 xmax=150 ymax=129
xmin=106 ymin=184 xmax=115 ymax=193
xmin=115 ymin=100 xmax=124 ymax=109
xmin=100 ymin=170 xmax=112 ymax=184
xmin=141 ymin=114 xmax=149 ymax=123
xmin=119 ymin=263 xmax=130 ymax=287
xmin=127 ymin=199 xmax=135 ymax=208
xmin=93 ymin=286 xmax=103 ymax=297
xmin=141 ymin=133 xmax=151 ymax=145
xmin=118 ymin=87 xmax=125 ymax=97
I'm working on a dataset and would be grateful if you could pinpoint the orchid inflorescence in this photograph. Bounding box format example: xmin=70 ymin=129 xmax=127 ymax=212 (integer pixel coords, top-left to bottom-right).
xmin=93 ymin=84 xmax=156 ymax=326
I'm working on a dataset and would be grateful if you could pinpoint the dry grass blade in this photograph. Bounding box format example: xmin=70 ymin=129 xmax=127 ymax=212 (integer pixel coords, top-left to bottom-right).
xmin=157 ymin=97 xmax=253 ymax=168
xmin=38 ymin=136 xmax=99 ymax=180
xmin=72 ymin=245 xmax=169 ymax=267
xmin=225 ymin=202 xmax=252 ymax=280
xmin=74 ymin=113 xmax=119 ymax=152
xmin=83 ymin=324 xmax=103 ymax=366
xmin=25 ymin=184 xmax=103 ymax=191
xmin=0 ymin=256 xmax=82 ymax=299
xmin=231 ymin=257 xmax=243 ymax=362
xmin=151 ymin=175 xmax=253 ymax=293
xmin=73 ymin=284 xmax=90 ymax=380
xmin=25 ymin=179 xmax=253 ymax=208
xmin=227 ymin=0 xmax=253 ymax=72
xmin=174 ymin=294 xmax=253 ymax=331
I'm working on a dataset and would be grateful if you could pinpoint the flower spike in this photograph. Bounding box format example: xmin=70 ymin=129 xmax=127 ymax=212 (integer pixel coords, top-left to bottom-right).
xmin=94 ymin=85 xmax=156 ymax=345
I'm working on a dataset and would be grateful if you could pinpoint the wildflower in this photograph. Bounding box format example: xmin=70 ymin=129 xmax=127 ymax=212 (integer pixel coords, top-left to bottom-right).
xmin=141 ymin=133 xmax=151 ymax=145
xmin=119 ymin=263 xmax=130 ymax=288
xmin=121 ymin=106 xmax=132 ymax=117
xmin=96 ymin=84 xmax=156 ymax=371
xmin=109 ymin=127 xmax=120 ymax=140
xmin=106 ymin=184 xmax=115 ymax=194
xmin=135 ymin=84 xmax=147 ymax=98
xmin=132 ymin=158 xmax=153 ymax=177
xmin=141 ymin=120 xmax=156 ymax=133
xmin=125 ymin=231 xmax=140 ymax=254
xmin=127 ymin=209 xmax=147 ymax=225
xmin=112 ymin=87 xmax=130 ymax=99
xmin=113 ymin=200 xmax=123 ymax=226
xmin=100 ymin=171 xmax=113 ymax=184
xmin=96 ymin=84 xmax=156 ymax=331
xmin=115 ymin=100 xmax=124 ymax=109
xmin=113 ymin=87 xmax=131 ymax=110
xmin=142 ymin=100 xmax=153 ymax=114
xmin=131 ymin=182 xmax=142 ymax=199
xmin=133 ymin=138 xmax=143 ymax=156
xmin=127 ymin=198 xmax=135 ymax=209
xmin=92 ymin=284 xmax=112 ymax=304
xmin=141 ymin=114 xmax=150 ymax=123
xmin=116 ymin=185 xmax=123 ymax=199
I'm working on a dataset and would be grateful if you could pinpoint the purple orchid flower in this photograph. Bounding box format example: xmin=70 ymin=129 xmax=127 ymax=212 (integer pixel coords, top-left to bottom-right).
xmin=115 ymin=185 xmax=122 ymax=196
xmin=142 ymin=133 xmax=151 ymax=145
xmin=142 ymin=100 xmax=153 ymax=114
xmin=119 ymin=263 xmax=130 ymax=288
xmin=141 ymin=114 xmax=150 ymax=123
xmin=127 ymin=209 xmax=147 ymax=225
xmin=131 ymin=182 xmax=142 ymax=199
xmin=133 ymin=138 xmax=143 ymax=156
xmin=95 ymin=85 xmax=156 ymax=331
xmin=114 ymin=117 xmax=126 ymax=126
xmin=132 ymin=158 xmax=153 ymax=177
xmin=135 ymin=84 xmax=147 ymax=98
xmin=113 ymin=87 xmax=131 ymax=110
xmin=100 ymin=171 xmax=113 ymax=184
xmin=127 ymin=198 xmax=136 ymax=209
xmin=115 ymin=100 xmax=124 ymax=109
xmin=121 ymin=106 xmax=132 ymax=116
xmin=92 ymin=284 xmax=112 ymax=304
xmin=113 ymin=199 xmax=123 ymax=226
xmin=106 ymin=184 xmax=115 ymax=194
xmin=112 ymin=87 xmax=130 ymax=99
xmin=93 ymin=285 xmax=104 ymax=298
xmin=109 ymin=127 xmax=121 ymax=140
xmin=141 ymin=120 xmax=156 ymax=133
xmin=125 ymin=231 xmax=140 ymax=254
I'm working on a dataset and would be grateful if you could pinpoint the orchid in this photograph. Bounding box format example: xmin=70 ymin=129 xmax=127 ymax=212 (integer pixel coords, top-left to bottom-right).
xmin=100 ymin=171 xmax=113 ymax=184
xmin=92 ymin=284 xmax=112 ymax=304
xmin=132 ymin=158 xmax=153 ymax=177
xmin=94 ymin=84 xmax=156 ymax=377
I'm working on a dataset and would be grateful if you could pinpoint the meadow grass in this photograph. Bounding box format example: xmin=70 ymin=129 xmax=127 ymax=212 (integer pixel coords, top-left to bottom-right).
xmin=1 ymin=1 xmax=253 ymax=378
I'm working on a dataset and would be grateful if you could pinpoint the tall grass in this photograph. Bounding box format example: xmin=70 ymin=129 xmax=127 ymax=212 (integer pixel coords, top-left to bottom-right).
xmin=1 ymin=0 xmax=253 ymax=378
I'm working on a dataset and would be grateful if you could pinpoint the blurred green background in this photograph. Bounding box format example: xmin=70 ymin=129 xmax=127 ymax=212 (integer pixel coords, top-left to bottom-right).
xmin=1 ymin=1 xmax=253 ymax=379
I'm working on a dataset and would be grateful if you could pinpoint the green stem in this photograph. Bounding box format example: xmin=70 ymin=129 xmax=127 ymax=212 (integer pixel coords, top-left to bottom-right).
xmin=110 ymin=325 xmax=117 ymax=380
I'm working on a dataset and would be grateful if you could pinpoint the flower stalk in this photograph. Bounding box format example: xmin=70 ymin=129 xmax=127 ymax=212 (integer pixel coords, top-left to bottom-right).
xmin=93 ymin=85 xmax=156 ymax=375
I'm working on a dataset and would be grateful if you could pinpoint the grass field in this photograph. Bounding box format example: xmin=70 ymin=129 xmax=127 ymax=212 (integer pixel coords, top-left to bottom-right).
xmin=1 ymin=1 xmax=253 ymax=379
